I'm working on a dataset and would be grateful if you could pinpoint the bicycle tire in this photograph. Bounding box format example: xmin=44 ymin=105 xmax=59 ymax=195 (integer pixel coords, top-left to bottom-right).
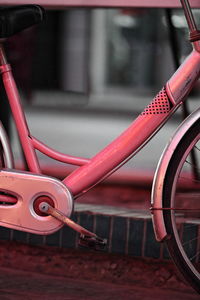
xmin=162 ymin=119 xmax=200 ymax=293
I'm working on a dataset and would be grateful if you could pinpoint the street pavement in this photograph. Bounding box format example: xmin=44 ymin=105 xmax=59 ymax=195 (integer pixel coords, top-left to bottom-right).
xmin=0 ymin=267 xmax=199 ymax=300
xmin=0 ymin=240 xmax=198 ymax=300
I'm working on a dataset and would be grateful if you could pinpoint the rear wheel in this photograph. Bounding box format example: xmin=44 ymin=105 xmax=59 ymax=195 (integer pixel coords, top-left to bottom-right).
xmin=163 ymin=119 xmax=200 ymax=293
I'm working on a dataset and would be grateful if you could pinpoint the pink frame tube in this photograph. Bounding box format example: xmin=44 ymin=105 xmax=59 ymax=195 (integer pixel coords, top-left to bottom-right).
xmin=1 ymin=63 xmax=41 ymax=173
xmin=63 ymin=97 xmax=174 ymax=195
xmin=31 ymin=136 xmax=90 ymax=166
xmin=63 ymin=48 xmax=200 ymax=196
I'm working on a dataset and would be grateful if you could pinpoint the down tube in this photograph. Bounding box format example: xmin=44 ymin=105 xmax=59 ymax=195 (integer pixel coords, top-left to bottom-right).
xmin=63 ymin=88 xmax=174 ymax=196
xmin=63 ymin=51 xmax=200 ymax=197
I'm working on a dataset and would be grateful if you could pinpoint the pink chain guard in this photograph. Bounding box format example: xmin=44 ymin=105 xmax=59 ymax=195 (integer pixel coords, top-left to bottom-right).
xmin=0 ymin=169 xmax=73 ymax=234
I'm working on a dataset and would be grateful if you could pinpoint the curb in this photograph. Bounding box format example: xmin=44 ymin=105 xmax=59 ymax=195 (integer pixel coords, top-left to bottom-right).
xmin=0 ymin=203 xmax=171 ymax=260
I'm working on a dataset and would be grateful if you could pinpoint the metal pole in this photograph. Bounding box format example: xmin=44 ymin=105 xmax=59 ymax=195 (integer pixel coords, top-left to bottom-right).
xmin=180 ymin=0 xmax=197 ymax=32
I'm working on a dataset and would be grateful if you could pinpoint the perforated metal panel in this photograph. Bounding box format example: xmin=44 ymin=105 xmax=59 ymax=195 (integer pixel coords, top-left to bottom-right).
xmin=141 ymin=87 xmax=171 ymax=115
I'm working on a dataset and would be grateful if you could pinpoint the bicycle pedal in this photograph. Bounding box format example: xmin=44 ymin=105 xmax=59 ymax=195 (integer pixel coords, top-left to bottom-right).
xmin=78 ymin=234 xmax=107 ymax=251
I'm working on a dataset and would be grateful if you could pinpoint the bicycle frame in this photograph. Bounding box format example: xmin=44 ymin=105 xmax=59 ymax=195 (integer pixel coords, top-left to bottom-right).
xmin=1 ymin=41 xmax=200 ymax=199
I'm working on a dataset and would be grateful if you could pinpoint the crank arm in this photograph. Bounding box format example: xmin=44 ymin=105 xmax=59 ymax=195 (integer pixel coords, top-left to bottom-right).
xmin=39 ymin=202 xmax=107 ymax=250
xmin=0 ymin=169 xmax=73 ymax=235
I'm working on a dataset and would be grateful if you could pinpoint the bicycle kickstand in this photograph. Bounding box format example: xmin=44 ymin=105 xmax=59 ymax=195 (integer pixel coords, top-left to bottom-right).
xmin=39 ymin=202 xmax=107 ymax=251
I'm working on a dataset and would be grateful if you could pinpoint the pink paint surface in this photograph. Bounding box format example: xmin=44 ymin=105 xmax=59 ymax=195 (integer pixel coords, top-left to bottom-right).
xmin=1 ymin=0 xmax=200 ymax=8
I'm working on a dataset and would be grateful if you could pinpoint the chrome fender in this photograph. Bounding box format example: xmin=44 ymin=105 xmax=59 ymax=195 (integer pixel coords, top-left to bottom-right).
xmin=151 ymin=107 xmax=200 ymax=242
xmin=0 ymin=120 xmax=14 ymax=168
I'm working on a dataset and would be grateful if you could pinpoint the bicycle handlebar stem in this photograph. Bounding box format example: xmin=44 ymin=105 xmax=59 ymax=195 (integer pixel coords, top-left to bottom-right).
xmin=181 ymin=0 xmax=197 ymax=32
xmin=180 ymin=0 xmax=200 ymax=49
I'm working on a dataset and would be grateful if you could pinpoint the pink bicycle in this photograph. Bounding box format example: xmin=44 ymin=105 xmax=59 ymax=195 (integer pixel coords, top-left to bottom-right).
xmin=0 ymin=0 xmax=200 ymax=293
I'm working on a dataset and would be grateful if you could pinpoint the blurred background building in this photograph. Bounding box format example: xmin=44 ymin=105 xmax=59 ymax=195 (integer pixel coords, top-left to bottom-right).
xmin=7 ymin=8 xmax=197 ymax=103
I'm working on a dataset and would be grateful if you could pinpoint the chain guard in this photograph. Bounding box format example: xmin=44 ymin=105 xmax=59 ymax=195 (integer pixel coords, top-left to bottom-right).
xmin=0 ymin=169 xmax=73 ymax=234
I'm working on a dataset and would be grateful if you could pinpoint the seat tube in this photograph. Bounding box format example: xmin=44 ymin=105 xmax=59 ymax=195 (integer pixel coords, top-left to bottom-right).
xmin=0 ymin=44 xmax=41 ymax=173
